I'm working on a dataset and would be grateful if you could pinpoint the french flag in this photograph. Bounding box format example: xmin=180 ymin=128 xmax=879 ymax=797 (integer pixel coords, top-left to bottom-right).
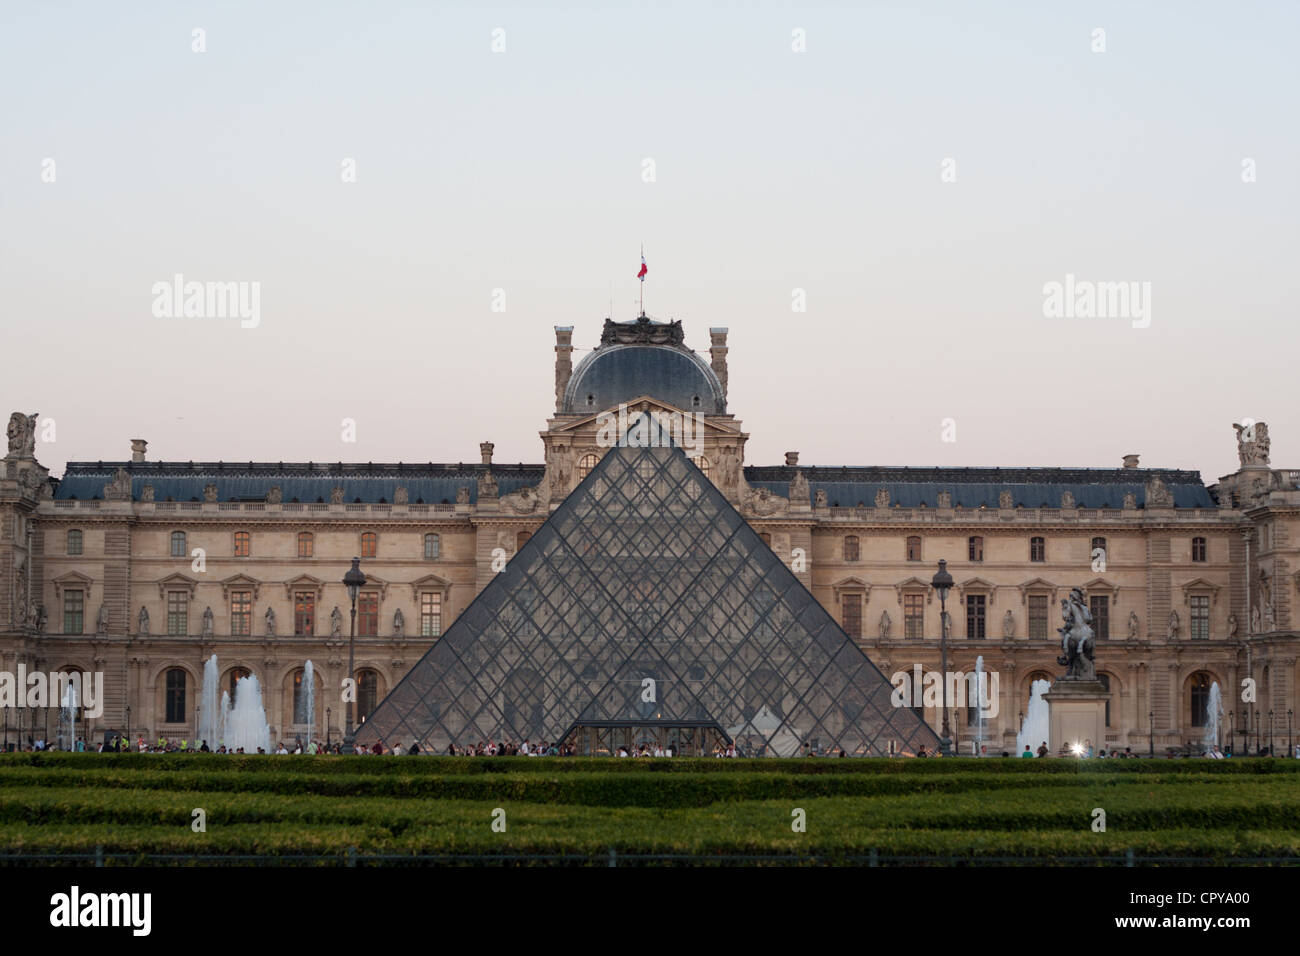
xmin=637 ymin=254 xmax=647 ymax=281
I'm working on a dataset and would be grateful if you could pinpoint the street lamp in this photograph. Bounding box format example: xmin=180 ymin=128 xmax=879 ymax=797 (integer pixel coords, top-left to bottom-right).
xmin=1148 ymin=711 xmax=1154 ymax=757
xmin=125 ymin=705 xmax=131 ymax=753
xmin=341 ymin=557 xmax=366 ymax=755
xmin=930 ymin=559 xmax=954 ymax=757
xmin=1288 ymin=709 xmax=1294 ymax=758
xmin=1255 ymin=709 xmax=1261 ymax=755
xmin=1228 ymin=711 xmax=1235 ymax=755
xmin=1268 ymin=710 xmax=1274 ymax=757
xmin=326 ymin=706 xmax=332 ymax=749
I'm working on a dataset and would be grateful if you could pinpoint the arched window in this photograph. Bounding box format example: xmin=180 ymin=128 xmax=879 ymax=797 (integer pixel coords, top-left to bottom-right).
xmin=297 ymin=532 xmax=314 ymax=558
xmin=516 ymin=531 xmax=532 ymax=551
xmin=906 ymin=536 xmax=922 ymax=562
xmin=227 ymin=667 xmax=250 ymax=707
xmin=693 ymin=455 xmax=711 ymax=477
xmin=1190 ymin=671 xmax=1214 ymax=728
xmin=578 ymin=454 xmax=599 ymax=480
xmin=170 ymin=531 xmax=187 ymax=557
xmin=360 ymin=532 xmax=377 ymax=558
xmin=843 ymin=536 xmax=860 ymax=562
xmin=1091 ymin=537 xmax=1106 ymax=569
xmin=968 ymin=536 xmax=983 ymax=562
xmin=357 ymin=670 xmax=379 ymax=724
xmin=165 ymin=668 xmax=187 ymax=723
xmin=1029 ymin=536 xmax=1046 ymax=562
xmin=67 ymin=529 xmax=83 ymax=555
xmin=233 ymin=531 xmax=250 ymax=557
xmin=424 ymin=533 xmax=440 ymax=560
xmin=1192 ymin=536 xmax=1207 ymax=562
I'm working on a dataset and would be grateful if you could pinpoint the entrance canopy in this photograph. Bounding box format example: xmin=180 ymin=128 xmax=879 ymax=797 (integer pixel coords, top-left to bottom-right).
xmin=356 ymin=445 xmax=938 ymax=756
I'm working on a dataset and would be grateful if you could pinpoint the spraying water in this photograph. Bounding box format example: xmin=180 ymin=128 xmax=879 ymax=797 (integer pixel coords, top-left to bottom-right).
xmin=300 ymin=660 xmax=315 ymax=748
xmin=1203 ymin=681 xmax=1222 ymax=754
xmin=58 ymin=681 xmax=77 ymax=751
xmin=225 ymin=674 xmax=272 ymax=753
xmin=973 ymin=656 xmax=986 ymax=755
xmin=1017 ymin=679 xmax=1052 ymax=755
xmin=219 ymin=690 xmax=232 ymax=749
xmin=199 ymin=655 xmax=219 ymax=750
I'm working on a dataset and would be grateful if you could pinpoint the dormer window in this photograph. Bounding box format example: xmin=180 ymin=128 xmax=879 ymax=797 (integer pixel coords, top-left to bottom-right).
xmin=692 ymin=395 xmax=701 ymax=409
xmin=586 ymin=394 xmax=594 ymax=407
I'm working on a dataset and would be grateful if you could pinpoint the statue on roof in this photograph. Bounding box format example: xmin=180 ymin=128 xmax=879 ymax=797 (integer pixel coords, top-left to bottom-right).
xmin=6 ymin=412 xmax=37 ymax=457
xmin=600 ymin=315 xmax=685 ymax=347
xmin=1234 ymin=420 xmax=1270 ymax=467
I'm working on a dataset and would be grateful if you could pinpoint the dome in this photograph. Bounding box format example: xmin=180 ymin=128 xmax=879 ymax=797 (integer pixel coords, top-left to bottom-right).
xmin=563 ymin=342 xmax=726 ymax=414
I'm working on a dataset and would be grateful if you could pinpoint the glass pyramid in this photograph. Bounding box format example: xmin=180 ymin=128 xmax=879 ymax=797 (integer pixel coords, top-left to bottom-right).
xmin=355 ymin=444 xmax=939 ymax=756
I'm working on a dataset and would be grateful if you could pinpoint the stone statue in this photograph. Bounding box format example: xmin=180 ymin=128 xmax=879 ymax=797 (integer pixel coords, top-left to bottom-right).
xmin=204 ymin=483 xmax=218 ymax=503
xmin=138 ymin=606 xmax=150 ymax=636
xmin=266 ymin=485 xmax=282 ymax=504
xmin=874 ymin=488 xmax=890 ymax=509
xmin=330 ymin=606 xmax=343 ymax=638
xmin=104 ymin=468 xmax=132 ymax=501
xmin=936 ymin=490 xmax=952 ymax=509
xmin=478 ymin=470 xmax=498 ymax=499
xmin=13 ymin=567 xmax=27 ymax=627
xmin=34 ymin=604 xmax=47 ymax=635
xmin=879 ymin=611 xmax=891 ymax=640
xmin=1227 ymin=613 xmax=1238 ymax=638
xmin=6 ymin=412 xmax=38 ymax=457
xmin=1234 ymin=420 xmax=1270 ymax=467
xmin=501 ymin=485 xmax=540 ymax=514
xmin=1056 ymin=587 xmax=1095 ymax=680
xmin=265 ymin=606 xmax=276 ymax=636
xmin=393 ymin=608 xmax=405 ymax=637
xmin=97 ymin=604 xmax=110 ymax=637
xmin=140 ymin=484 xmax=155 ymax=502
xmin=1123 ymin=492 xmax=1136 ymax=510
xmin=1060 ymin=491 xmax=1075 ymax=509
xmin=1264 ymin=601 xmax=1275 ymax=631
xmin=1167 ymin=610 xmax=1180 ymax=640
xmin=744 ymin=486 xmax=789 ymax=517
xmin=199 ymin=606 xmax=212 ymax=637
xmin=456 ymin=485 xmax=471 ymax=505
xmin=547 ymin=445 xmax=572 ymax=498
xmin=789 ymin=470 xmax=809 ymax=504
xmin=814 ymin=489 xmax=827 ymax=508
xmin=330 ymin=486 xmax=345 ymax=505
xmin=1002 ymin=609 xmax=1016 ymax=638
xmin=394 ymin=485 xmax=409 ymax=505
xmin=999 ymin=490 xmax=1013 ymax=509
xmin=1127 ymin=610 xmax=1140 ymax=640
xmin=1251 ymin=606 xmax=1260 ymax=634
xmin=717 ymin=446 xmax=742 ymax=489
xmin=1145 ymin=476 xmax=1174 ymax=508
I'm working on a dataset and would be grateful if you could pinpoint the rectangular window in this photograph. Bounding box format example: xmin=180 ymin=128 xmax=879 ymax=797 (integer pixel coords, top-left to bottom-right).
xmin=294 ymin=591 xmax=315 ymax=636
xmin=234 ymin=532 xmax=250 ymax=557
xmin=1089 ymin=595 xmax=1109 ymax=640
xmin=842 ymin=593 xmax=862 ymax=638
xmin=231 ymin=590 xmax=252 ymax=636
xmin=1028 ymin=595 xmax=1049 ymax=640
xmin=904 ymin=593 xmax=924 ymax=639
xmin=358 ymin=591 xmax=379 ymax=637
xmin=167 ymin=591 xmax=188 ymax=636
xmin=968 ymin=536 xmax=983 ymax=562
xmin=1030 ymin=537 xmax=1045 ymax=562
xmin=1192 ymin=537 xmax=1207 ymax=562
xmin=965 ymin=595 xmax=986 ymax=639
xmin=421 ymin=592 xmax=442 ymax=637
xmin=63 ymin=590 xmax=84 ymax=635
xmin=1190 ymin=595 xmax=1210 ymax=640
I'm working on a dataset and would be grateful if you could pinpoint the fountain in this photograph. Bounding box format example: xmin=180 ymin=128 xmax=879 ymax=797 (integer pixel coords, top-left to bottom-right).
xmin=1016 ymin=679 xmax=1052 ymax=755
xmin=57 ymin=681 xmax=77 ymax=751
xmin=1203 ymin=681 xmax=1222 ymax=754
xmin=198 ymin=655 xmax=219 ymax=750
xmin=973 ymin=656 xmax=986 ymax=755
xmin=300 ymin=660 xmax=315 ymax=747
xmin=219 ymin=690 xmax=232 ymax=748
xmin=225 ymin=674 xmax=272 ymax=753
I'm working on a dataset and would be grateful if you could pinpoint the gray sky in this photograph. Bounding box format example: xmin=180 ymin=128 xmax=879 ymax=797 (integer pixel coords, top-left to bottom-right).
xmin=3 ymin=1 xmax=1297 ymax=482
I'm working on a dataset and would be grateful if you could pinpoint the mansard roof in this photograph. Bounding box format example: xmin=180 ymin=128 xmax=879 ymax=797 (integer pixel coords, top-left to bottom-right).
xmin=52 ymin=461 xmax=544 ymax=504
xmin=743 ymin=464 xmax=1218 ymax=509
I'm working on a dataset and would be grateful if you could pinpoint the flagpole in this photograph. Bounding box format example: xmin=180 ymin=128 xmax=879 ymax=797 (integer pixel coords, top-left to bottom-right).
xmin=640 ymin=243 xmax=644 ymax=316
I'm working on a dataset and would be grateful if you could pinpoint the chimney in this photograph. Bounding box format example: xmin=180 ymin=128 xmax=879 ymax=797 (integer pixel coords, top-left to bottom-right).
xmin=709 ymin=328 xmax=729 ymax=403
xmin=480 ymin=442 xmax=494 ymax=467
xmin=131 ymin=439 xmax=148 ymax=463
xmin=1122 ymin=454 xmax=1139 ymax=469
xmin=554 ymin=326 xmax=574 ymax=413
xmin=785 ymin=451 xmax=799 ymax=467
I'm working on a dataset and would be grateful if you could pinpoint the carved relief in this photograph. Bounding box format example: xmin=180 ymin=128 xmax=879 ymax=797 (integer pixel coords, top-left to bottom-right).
xmin=501 ymin=485 xmax=541 ymax=514
xmin=937 ymin=491 xmax=952 ymax=509
xmin=874 ymin=488 xmax=890 ymax=509
xmin=1234 ymin=420 xmax=1270 ymax=467
xmin=141 ymin=484 xmax=155 ymax=502
xmin=330 ymin=486 xmax=345 ymax=505
xmin=1123 ymin=492 xmax=1136 ymax=510
xmin=204 ymin=483 xmax=218 ymax=503
xmin=104 ymin=468 xmax=132 ymax=501
xmin=814 ymin=489 xmax=827 ymax=508
xmin=999 ymin=490 xmax=1013 ymax=509
xmin=393 ymin=485 xmax=409 ymax=506
xmin=1060 ymin=491 xmax=1075 ymax=509
xmin=1145 ymin=477 xmax=1174 ymax=508
xmin=743 ymin=486 xmax=789 ymax=517
xmin=456 ymin=485 xmax=471 ymax=505
xmin=266 ymin=485 xmax=282 ymax=505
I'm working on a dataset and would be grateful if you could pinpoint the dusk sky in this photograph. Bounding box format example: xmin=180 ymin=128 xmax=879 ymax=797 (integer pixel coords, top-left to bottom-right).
xmin=3 ymin=1 xmax=1297 ymax=482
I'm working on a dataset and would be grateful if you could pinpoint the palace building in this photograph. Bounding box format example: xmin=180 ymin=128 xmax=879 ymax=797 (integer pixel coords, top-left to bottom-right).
xmin=2 ymin=315 xmax=1297 ymax=754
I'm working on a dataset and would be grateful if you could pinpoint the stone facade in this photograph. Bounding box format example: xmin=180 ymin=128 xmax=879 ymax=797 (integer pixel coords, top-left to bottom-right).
xmin=2 ymin=322 xmax=1297 ymax=754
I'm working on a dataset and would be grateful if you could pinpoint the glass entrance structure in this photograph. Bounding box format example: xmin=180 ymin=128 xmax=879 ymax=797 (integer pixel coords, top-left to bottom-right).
xmin=356 ymin=444 xmax=939 ymax=756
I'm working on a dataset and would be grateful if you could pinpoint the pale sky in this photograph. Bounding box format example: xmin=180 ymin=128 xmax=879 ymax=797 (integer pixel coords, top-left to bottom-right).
xmin=3 ymin=1 xmax=1297 ymax=483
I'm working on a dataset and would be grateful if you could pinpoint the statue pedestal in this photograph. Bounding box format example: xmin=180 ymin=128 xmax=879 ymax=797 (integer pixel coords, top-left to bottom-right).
xmin=1044 ymin=679 xmax=1107 ymax=754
